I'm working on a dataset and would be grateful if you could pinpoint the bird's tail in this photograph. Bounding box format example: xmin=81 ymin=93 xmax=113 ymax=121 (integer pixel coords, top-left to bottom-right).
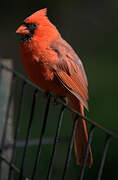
xmin=69 ymin=95 xmax=93 ymax=167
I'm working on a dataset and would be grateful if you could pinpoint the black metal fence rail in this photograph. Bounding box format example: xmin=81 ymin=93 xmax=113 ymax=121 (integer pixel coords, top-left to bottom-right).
xmin=0 ymin=61 xmax=118 ymax=180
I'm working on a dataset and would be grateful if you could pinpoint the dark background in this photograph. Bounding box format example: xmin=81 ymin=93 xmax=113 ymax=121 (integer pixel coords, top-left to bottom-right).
xmin=0 ymin=0 xmax=118 ymax=179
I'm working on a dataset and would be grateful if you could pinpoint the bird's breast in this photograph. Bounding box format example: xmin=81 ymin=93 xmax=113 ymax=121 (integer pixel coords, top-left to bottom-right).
xmin=21 ymin=55 xmax=54 ymax=87
xmin=19 ymin=41 xmax=67 ymax=95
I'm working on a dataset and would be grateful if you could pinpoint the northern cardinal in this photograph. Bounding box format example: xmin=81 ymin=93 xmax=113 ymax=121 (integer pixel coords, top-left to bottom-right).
xmin=16 ymin=8 xmax=93 ymax=167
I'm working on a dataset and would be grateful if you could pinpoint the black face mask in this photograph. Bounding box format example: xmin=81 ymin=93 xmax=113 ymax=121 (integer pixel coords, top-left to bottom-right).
xmin=19 ymin=22 xmax=38 ymax=42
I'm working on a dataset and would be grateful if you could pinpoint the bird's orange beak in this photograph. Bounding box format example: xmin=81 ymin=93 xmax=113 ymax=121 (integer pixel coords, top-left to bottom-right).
xmin=16 ymin=25 xmax=29 ymax=35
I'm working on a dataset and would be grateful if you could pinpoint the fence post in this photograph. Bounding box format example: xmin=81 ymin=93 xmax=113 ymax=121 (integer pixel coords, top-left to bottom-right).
xmin=0 ymin=59 xmax=13 ymax=180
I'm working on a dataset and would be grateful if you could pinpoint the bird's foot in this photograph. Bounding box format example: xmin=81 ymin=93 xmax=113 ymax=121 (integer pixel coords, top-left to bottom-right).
xmin=43 ymin=91 xmax=50 ymax=99
xmin=43 ymin=92 xmax=68 ymax=106
xmin=52 ymin=95 xmax=68 ymax=105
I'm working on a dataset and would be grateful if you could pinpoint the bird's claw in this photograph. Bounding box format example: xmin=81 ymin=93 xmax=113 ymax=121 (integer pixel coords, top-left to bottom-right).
xmin=52 ymin=95 xmax=68 ymax=106
xmin=43 ymin=91 xmax=50 ymax=99
xmin=43 ymin=92 xmax=68 ymax=106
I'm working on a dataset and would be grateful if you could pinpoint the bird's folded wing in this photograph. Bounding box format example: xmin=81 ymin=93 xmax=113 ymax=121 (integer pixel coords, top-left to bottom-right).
xmin=55 ymin=69 xmax=88 ymax=110
xmin=50 ymin=38 xmax=89 ymax=110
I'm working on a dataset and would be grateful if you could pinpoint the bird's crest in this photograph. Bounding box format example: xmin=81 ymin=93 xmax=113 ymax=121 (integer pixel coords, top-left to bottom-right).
xmin=25 ymin=8 xmax=47 ymax=23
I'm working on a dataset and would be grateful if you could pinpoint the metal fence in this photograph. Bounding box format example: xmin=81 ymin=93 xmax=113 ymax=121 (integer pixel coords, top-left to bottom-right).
xmin=0 ymin=60 xmax=118 ymax=180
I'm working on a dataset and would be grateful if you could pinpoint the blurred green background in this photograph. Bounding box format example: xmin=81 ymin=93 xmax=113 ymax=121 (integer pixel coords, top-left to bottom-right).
xmin=0 ymin=0 xmax=118 ymax=179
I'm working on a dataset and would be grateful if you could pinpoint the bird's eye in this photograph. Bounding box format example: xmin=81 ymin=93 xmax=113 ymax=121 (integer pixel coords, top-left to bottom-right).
xmin=22 ymin=22 xmax=38 ymax=30
xmin=32 ymin=23 xmax=38 ymax=28
xmin=29 ymin=23 xmax=38 ymax=29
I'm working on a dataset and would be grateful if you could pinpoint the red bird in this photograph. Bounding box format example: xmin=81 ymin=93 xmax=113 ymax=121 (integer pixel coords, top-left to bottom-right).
xmin=16 ymin=8 xmax=93 ymax=167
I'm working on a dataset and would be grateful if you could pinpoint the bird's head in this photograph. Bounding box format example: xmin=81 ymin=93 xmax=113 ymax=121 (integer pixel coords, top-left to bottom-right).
xmin=16 ymin=8 xmax=60 ymax=43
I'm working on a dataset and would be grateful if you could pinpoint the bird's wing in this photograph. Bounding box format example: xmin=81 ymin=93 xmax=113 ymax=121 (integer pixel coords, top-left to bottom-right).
xmin=50 ymin=38 xmax=89 ymax=110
